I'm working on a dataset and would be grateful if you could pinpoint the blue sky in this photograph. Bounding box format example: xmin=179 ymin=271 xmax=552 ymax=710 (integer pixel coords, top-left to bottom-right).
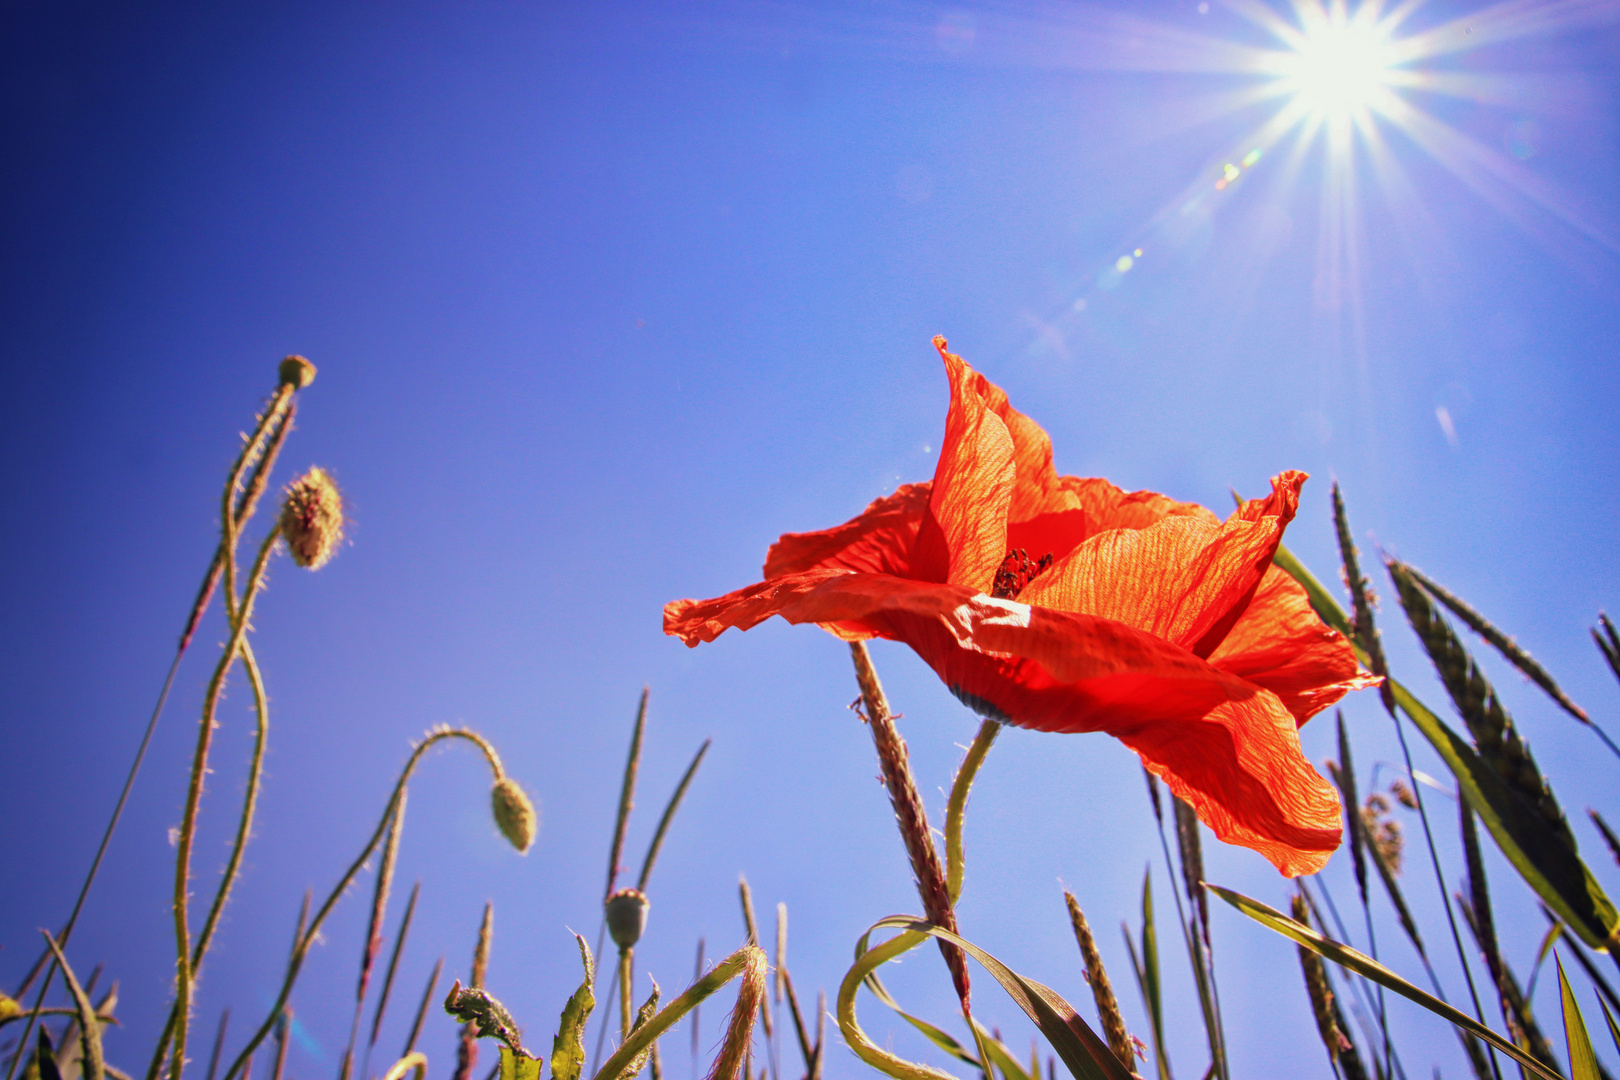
xmin=2 ymin=2 xmax=1619 ymax=1079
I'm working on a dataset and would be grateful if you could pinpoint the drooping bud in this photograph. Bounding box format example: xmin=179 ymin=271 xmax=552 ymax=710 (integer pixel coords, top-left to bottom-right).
xmin=280 ymin=467 xmax=345 ymax=569
xmin=605 ymin=887 xmax=650 ymax=949
xmin=279 ymin=355 xmax=317 ymax=389
xmin=490 ymin=778 xmax=537 ymax=853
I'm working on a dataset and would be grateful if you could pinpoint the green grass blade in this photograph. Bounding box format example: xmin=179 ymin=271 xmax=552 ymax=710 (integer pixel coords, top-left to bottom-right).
xmin=1139 ymin=870 xmax=1171 ymax=1080
xmin=1598 ymin=995 xmax=1620 ymax=1057
xmin=1559 ymin=958 xmax=1602 ymax=1080
xmin=637 ymin=740 xmax=710 ymax=894
xmin=1207 ymin=884 xmax=1559 ymax=1080
xmin=845 ymin=918 xmax=1134 ymax=1080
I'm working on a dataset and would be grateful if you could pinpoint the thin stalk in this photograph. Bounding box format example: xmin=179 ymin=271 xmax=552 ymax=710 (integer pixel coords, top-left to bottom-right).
xmin=169 ymin=525 xmax=283 ymax=1080
xmin=945 ymin=720 xmax=999 ymax=904
xmin=363 ymin=883 xmax=422 ymax=1080
xmin=220 ymin=729 xmax=507 ymax=1080
xmin=3 ymin=390 xmax=296 ymax=1080
xmin=607 ymin=690 xmax=649 ymax=900
xmin=691 ymin=939 xmax=704 ymax=1080
xmin=637 ymin=740 xmax=710 ymax=894
xmin=403 ymin=959 xmax=444 ymax=1059
xmin=619 ymin=949 xmax=634 ymax=1044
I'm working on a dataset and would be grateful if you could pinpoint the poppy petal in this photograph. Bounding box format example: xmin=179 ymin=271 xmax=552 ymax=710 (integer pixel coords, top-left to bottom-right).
xmin=1207 ymin=564 xmax=1381 ymax=725
xmin=911 ymin=339 xmax=1017 ymax=592
xmin=663 ymin=571 xmax=1340 ymax=875
xmin=763 ymin=482 xmax=933 ymax=579
xmin=1015 ymin=472 xmax=1304 ymax=653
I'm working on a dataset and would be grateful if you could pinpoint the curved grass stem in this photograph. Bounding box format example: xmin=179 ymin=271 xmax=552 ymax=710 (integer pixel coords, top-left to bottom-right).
xmin=219 ymin=728 xmax=506 ymax=1080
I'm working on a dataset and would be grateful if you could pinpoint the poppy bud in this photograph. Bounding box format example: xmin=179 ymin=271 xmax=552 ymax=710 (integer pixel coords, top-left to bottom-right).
xmin=605 ymin=887 xmax=649 ymax=949
xmin=490 ymin=777 xmax=537 ymax=853
xmin=280 ymin=467 xmax=344 ymax=570
xmin=279 ymin=355 xmax=317 ymax=389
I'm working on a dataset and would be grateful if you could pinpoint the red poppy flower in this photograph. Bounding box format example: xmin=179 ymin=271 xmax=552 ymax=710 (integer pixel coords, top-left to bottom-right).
xmin=664 ymin=338 xmax=1378 ymax=876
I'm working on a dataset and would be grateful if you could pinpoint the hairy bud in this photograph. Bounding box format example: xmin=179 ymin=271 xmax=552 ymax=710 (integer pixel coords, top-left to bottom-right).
xmin=281 ymin=467 xmax=344 ymax=569
xmin=490 ymin=777 xmax=537 ymax=853
xmin=279 ymin=355 xmax=317 ymax=389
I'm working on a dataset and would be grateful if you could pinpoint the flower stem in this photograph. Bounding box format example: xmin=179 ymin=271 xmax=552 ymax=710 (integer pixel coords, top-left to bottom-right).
xmin=168 ymin=524 xmax=283 ymax=1080
xmin=945 ymin=719 xmax=999 ymax=905
xmin=218 ymin=728 xmax=505 ymax=1080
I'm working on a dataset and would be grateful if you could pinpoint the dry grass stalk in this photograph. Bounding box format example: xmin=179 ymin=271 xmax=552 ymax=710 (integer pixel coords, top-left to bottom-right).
xmin=1402 ymin=563 xmax=1588 ymax=723
xmin=369 ymin=882 xmax=422 ymax=1052
xmin=1332 ymin=483 xmax=1393 ymax=713
xmin=203 ymin=1012 xmax=228 ymax=1080
xmin=607 ymin=690 xmax=650 ymax=899
xmin=1595 ymin=615 xmax=1620 ymax=685
xmin=1590 ymin=811 xmax=1620 ymax=870
xmin=1388 ymin=561 xmax=1574 ymax=848
xmin=735 ymin=879 xmax=773 ymax=1039
xmin=404 ymin=959 xmax=443 ymax=1059
xmin=703 ymin=948 xmax=767 ymax=1080
xmin=1289 ymin=894 xmax=1360 ymax=1077
xmin=847 ymin=641 xmax=970 ymax=1011
xmin=1457 ymin=804 xmax=1557 ymax=1072
xmin=1062 ymin=892 xmax=1133 ymax=1070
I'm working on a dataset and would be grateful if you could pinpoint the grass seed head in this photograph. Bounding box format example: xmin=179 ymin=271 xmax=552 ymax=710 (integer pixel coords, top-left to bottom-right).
xmin=281 ymin=467 xmax=345 ymax=570
xmin=490 ymin=778 xmax=537 ymax=854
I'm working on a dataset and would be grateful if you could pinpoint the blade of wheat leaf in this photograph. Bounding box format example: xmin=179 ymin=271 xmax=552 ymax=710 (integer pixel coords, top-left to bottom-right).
xmin=1208 ymin=885 xmax=1558 ymax=1080
xmin=1559 ymin=958 xmax=1602 ymax=1080
xmin=1590 ymin=812 xmax=1620 ymax=871
xmin=1139 ymin=869 xmax=1171 ymax=1080
xmin=637 ymin=740 xmax=710 ymax=894
xmin=1402 ymin=563 xmax=1591 ymax=725
xmin=1274 ymin=544 xmax=1620 ymax=950
xmin=857 ymin=968 xmax=980 ymax=1070
xmin=1600 ymin=995 xmax=1620 ymax=1057
xmin=847 ymin=919 xmax=1133 ymax=1080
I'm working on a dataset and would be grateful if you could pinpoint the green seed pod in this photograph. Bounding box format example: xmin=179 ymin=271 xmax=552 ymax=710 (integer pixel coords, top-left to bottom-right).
xmin=280 ymin=467 xmax=344 ymax=570
xmin=490 ymin=777 xmax=537 ymax=853
xmin=279 ymin=355 xmax=317 ymax=389
xmin=605 ymin=888 xmax=650 ymax=950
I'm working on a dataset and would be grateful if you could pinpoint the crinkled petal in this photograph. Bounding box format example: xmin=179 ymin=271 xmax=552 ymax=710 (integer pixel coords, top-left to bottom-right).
xmin=911 ymin=339 xmax=1016 ymax=591
xmin=663 ymin=571 xmax=1340 ymax=875
xmin=763 ymin=482 xmax=932 ymax=579
xmin=1064 ymin=476 xmax=1218 ymax=533
xmin=1017 ymin=472 xmax=1304 ymax=655
xmin=1208 ymin=564 xmax=1381 ymax=726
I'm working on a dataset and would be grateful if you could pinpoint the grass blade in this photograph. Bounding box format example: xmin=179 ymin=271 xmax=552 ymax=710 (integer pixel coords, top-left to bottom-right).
xmin=1559 ymin=958 xmax=1601 ymax=1080
xmin=637 ymin=740 xmax=710 ymax=894
xmin=1591 ymin=616 xmax=1620 ymax=689
xmin=404 ymin=959 xmax=443 ymax=1059
xmin=842 ymin=917 xmax=1134 ymax=1080
xmin=40 ymin=935 xmax=101 ymax=1080
xmin=1208 ymin=884 xmax=1558 ymax=1080
xmin=369 ymin=883 xmax=422 ymax=1051
xmin=608 ymin=690 xmax=649 ymax=899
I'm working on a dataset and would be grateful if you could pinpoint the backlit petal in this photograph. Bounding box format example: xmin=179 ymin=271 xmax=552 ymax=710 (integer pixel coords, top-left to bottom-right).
xmin=1207 ymin=564 xmax=1381 ymax=725
xmin=1017 ymin=472 xmax=1304 ymax=653
xmin=763 ymin=483 xmax=932 ymax=579
xmin=663 ymin=571 xmax=1340 ymax=875
xmin=911 ymin=338 xmax=1017 ymax=591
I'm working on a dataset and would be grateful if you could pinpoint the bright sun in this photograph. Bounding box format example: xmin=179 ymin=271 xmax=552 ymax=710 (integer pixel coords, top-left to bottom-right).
xmin=1282 ymin=7 xmax=1396 ymax=120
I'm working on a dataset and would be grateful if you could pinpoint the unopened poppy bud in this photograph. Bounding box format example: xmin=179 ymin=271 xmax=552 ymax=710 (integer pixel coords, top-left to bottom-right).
xmin=605 ymin=887 xmax=649 ymax=949
xmin=280 ymin=467 xmax=344 ymax=569
xmin=279 ymin=355 xmax=317 ymax=389
xmin=490 ymin=777 xmax=537 ymax=853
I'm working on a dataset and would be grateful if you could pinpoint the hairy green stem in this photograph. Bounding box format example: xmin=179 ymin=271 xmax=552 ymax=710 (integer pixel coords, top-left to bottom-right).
xmin=945 ymin=720 xmax=998 ymax=905
xmin=220 ymin=728 xmax=505 ymax=1080
xmin=592 ymin=945 xmax=762 ymax=1080
xmin=168 ymin=525 xmax=282 ymax=1080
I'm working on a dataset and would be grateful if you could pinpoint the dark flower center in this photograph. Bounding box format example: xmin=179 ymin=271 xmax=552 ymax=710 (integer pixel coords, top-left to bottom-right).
xmin=991 ymin=548 xmax=1054 ymax=601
